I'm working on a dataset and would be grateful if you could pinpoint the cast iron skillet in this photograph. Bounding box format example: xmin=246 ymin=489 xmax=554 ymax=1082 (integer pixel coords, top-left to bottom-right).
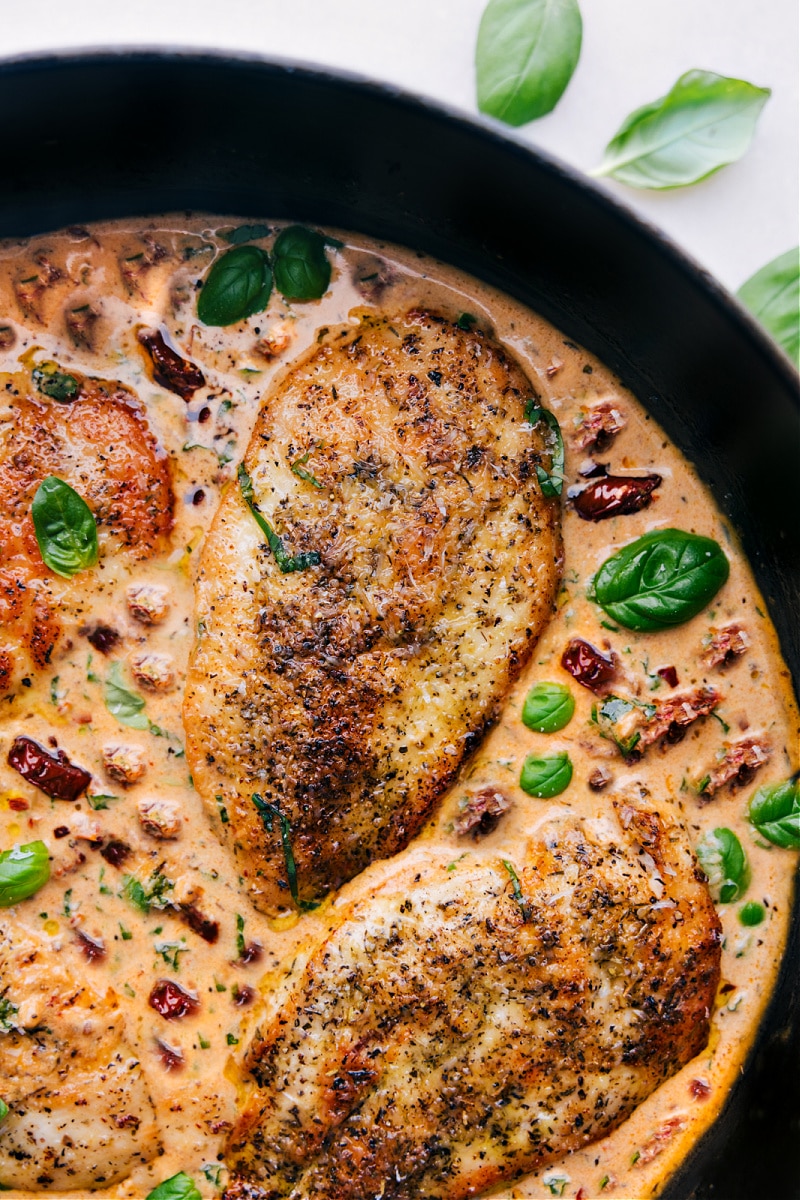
xmin=0 ymin=49 xmax=797 ymax=1200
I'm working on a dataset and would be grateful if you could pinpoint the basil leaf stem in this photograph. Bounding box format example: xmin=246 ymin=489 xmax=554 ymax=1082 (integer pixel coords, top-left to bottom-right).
xmin=272 ymin=226 xmax=332 ymax=301
xmin=525 ymin=401 xmax=564 ymax=497
xmin=252 ymin=793 xmax=318 ymax=911
xmin=0 ymin=841 xmax=50 ymax=907
xmin=32 ymin=475 xmax=99 ymax=577
xmin=590 ymin=529 xmax=729 ymax=632
xmin=522 ymin=681 xmax=575 ymax=733
xmin=238 ymin=463 xmax=320 ymax=574
xmin=520 ymin=750 xmax=573 ymax=798
xmin=737 ymin=248 xmax=800 ymax=368
xmin=592 ymin=70 xmax=770 ymax=190
xmin=476 ymin=0 xmax=582 ymax=126
xmin=197 ymin=245 xmax=272 ymax=327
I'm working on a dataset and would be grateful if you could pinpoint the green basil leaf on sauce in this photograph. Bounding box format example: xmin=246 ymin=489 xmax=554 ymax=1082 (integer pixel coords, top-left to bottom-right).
xmin=0 ymin=1097 xmax=8 ymax=1123
xmin=747 ymin=776 xmax=800 ymax=849
xmin=520 ymin=750 xmax=573 ymax=798
xmin=525 ymin=401 xmax=564 ymax=497
xmin=104 ymin=662 xmax=149 ymax=730
xmin=737 ymin=248 xmax=800 ymax=368
xmin=272 ymin=226 xmax=332 ymax=301
xmin=696 ymin=827 xmax=750 ymax=903
xmin=476 ymin=0 xmax=582 ymax=126
xmin=220 ymin=223 xmax=271 ymax=245
xmin=31 ymin=475 xmax=99 ymax=578
xmin=144 ymin=1172 xmax=202 ymax=1200
xmin=739 ymin=901 xmax=765 ymax=927
xmin=522 ymin=681 xmax=575 ymax=733
xmin=238 ymin=463 xmax=321 ymax=574
xmin=0 ymin=841 xmax=50 ymax=908
xmin=33 ymin=366 xmax=79 ymax=401
xmin=197 ymin=245 xmax=272 ymax=327
xmin=589 ymin=529 xmax=729 ymax=631
xmin=592 ymin=70 xmax=770 ymax=190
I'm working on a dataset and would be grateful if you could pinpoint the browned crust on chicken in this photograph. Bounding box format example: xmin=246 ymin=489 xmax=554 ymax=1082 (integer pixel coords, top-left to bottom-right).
xmin=224 ymin=803 xmax=721 ymax=1199
xmin=0 ymin=373 xmax=173 ymax=696
xmin=185 ymin=310 xmax=562 ymax=913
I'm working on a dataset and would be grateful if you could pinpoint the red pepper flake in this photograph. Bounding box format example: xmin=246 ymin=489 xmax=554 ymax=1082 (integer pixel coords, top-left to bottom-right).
xmin=240 ymin=940 xmax=263 ymax=965
xmin=572 ymin=474 xmax=661 ymax=521
xmin=81 ymin=624 xmax=120 ymax=655
xmin=75 ymin=929 xmax=106 ymax=962
xmin=53 ymin=825 xmax=70 ymax=838
xmin=8 ymin=736 xmax=91 ymax=801
xmin=657 ymin=665 xmax=679 ymax=688
xmin=561 ymin=639 xmax=617 ymax=694
xmin=179 ymin=902 xmax=220 ymax=944
xmin=149 ymin=979 xmax=200 ymax=1020
xmin=690 ymin=1078 xmax=711 ymax=1099
xmin=232 ymin=984 xmax=255 ymax=1007
xmin=7 ymin=797 xmax=29 ymax=812
xmin=100 ymin=839 xmax=132 ymax=868
xmin=155 ymin=1037 xmax=184 ymax=1070
xmin=138 ymin=328 xmax=205 ymax=401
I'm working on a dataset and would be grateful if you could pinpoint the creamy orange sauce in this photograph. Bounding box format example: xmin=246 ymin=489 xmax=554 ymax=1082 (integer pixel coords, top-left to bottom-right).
xmin=0 ymin=217 xmax=796 ymax=1200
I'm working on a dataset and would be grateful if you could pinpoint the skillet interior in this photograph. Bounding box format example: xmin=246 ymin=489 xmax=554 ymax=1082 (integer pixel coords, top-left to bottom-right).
xmin=0 ymin=49 xmax=797 ymax=1199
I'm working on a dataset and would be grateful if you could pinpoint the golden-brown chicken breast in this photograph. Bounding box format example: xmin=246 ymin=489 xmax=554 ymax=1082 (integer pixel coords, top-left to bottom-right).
xmin=184 ymin=310 xmax=562 ymax=914
xmin=0 ymin=370 xmax=173 ymax=697
xmin=0 ymin=928 xmax=160 ymax=1191
xmin=224 ymin=799 xmax=721 ymax=1200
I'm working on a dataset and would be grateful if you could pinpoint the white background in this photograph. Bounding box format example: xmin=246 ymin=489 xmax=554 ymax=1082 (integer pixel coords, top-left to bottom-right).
xmin=3 ymin=0 xmax=798 ymax=293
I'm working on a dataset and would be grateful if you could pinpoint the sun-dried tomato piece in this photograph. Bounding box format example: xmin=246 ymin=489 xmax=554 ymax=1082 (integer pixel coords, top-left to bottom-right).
xmin=138 ymin=328 xmax=205 ymax=401
xmin=232 ymin=984 xmax=255 ymax=1007
xmin=701 ymin=624 xmax=749 ymax=670
xmin=8 ymin=736 xmax=91 ymax=801
xmin=574 ymin=401 xmax=626 ymax=451
xmin=75 ymin=929 xmax=106 ymax=962
xmin=453 ymin=787 xmax=512 ymax=838
xmin=561 ymin=639 xmax=617 ymax=694
xmin=657 ymin=665 xmax=679 ymax=688
xmin=100 ymin=839 xmax=132 ymax=868
xmin=239 ymin=940 xmax=263 ymax=965
xmin=149 ymin=979 xmax=199 ymax=1020
xmin=178 ymin=902 xmax=220 ymax=944
xmin=572 ymin=474 xmax=661 ymax=521
xmin=81 ymin=623 xmax=120 ymax=654
xmin=155 ymin=1038 xmax=184 ymax=1070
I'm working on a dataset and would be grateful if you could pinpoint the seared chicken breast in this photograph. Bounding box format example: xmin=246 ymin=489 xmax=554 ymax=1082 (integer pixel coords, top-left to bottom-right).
xmin=0 ymin=371 xmax=173 ymax=697
xmin=185 ymin=310 xmax=562 ymax=914
xmin=0 ymin=928 xmax=160 ymax=1191
xmin=224 ymin=799 xmax=721 ymax=1200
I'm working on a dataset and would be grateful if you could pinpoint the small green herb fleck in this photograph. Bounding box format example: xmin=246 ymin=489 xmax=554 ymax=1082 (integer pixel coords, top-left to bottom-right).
xmin=456 ymin=312 xmax=477 ymax=330
xmin=236 ymin=913 xmax=246 ymax=958
xmin=0 ymin=996 xmax=19 ymax=1033
xmin=198 ymin=1034 xmax=211 ymax=1050
xmin=290 ymin=449 xmax=324 ymax=488
xmin=226 ymin=1032 xmax=239 ymax=1046
xmin=710 ymin=710 xmax=731 ymax=734
xmin=252 ymin=793 xmax=320 ymax=910
xmin=119 ymin=922 xmax=133 ymax=941
xmin=238 ymin=463 xmax=320 ymax=574
xmin=122 ymin=869 xmax=174 ymax=914
xmin=33 ymin=364 xmax=79 ymax=402
xmin=0 ymin=1097 xmax=8 ymax=1123
xmin=501 ymin=859 xmax=531 ymax=921
xmin=155 ymin=940 xmax=189 ymax=971
xmin=201 ymin=1163 xmax=222 ymax=1187
xmin=87 ymin=793 xmax=118 ymax=811
xmin=524 ymin=400 xmax=564 ymax=497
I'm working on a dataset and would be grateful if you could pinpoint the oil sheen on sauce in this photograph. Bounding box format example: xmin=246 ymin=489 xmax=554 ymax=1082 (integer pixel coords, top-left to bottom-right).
xmin=0 ymin=218 xmax=797 ymax=1200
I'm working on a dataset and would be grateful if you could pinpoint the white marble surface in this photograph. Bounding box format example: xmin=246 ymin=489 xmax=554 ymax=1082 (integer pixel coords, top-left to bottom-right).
xmin=3 ymin=0 xmax=798 ymax=292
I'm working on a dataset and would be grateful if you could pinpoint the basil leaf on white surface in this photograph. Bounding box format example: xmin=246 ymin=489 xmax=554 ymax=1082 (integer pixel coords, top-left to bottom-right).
xmin=592 ymin=70 xmax=770 ymax=189
xmin=737 ymin=248 xmax=800 ymax=367
xmin=476 ymin=0 xmax=582 ymax=126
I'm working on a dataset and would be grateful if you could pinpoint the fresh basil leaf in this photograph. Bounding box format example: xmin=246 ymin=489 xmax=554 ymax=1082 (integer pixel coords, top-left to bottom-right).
xmin=273 ymin=226 xmax=332 ymax=301
xmin=747 ymin=776 xmax=800 ymax=849
xmin=739 ymin=901 xmax=765 ymax=927
xmin=476 ymin=0 xmax=582 ymax=126
xmin=525 ymin=401 xmax=564 ymax=497
xmin=696 ymin=827 xmax=750 ymax=903
xmin=520 ymin=750 xmax=573 ymax=798
xmin=238 ymin=463 xmax=320 ymax=574
xmin=522 ymin=681 xmax=575 ymax=733
xmin=0 ymin=841 xmax=50 ymax=908
xmin=501 ymin=859 xmax=531 ymax=920
xmin=737 ymin=248 xmax=800 ymax=368
xmin=593 ymin=70 xmax=770 ymax=189
xmin=197 ymin=245 xmax=272 ymax=327
xmin=220 ymin=223 xmax=270 ymax=245
xmin=31 ymin=475 xmax=99 ymax=578
xmin=145 ymin=1172 xmax=202 ymax=1200
xmin=33 ymin=366 xmax=79 ymax=401
xmin=252 ymin=793 xmax=319 ymax=911
xmin=104 ymin=662 xmax=149 ymax=730
xmin=589 ymin=528 xmax=729 ymax=631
